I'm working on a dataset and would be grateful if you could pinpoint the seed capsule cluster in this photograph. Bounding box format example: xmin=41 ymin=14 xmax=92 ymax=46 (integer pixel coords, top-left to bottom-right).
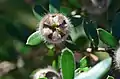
xmin=39 ymin=13 xmax=71 ymax=43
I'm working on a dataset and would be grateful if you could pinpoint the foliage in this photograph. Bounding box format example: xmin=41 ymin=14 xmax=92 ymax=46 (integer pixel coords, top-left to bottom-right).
xmin=1 ymin=0 xmax=120 ymax=79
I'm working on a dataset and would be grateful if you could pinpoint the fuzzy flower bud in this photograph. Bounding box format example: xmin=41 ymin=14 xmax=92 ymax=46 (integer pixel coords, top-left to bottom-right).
xmin=39 ymin=13 xmax=71 ymax=43
xmin=31 ymin=67 xmax=61 ymax=79
xmin=42 ymin=28 xmax=53 ymax=36
xmin=115 ymin=47 xmax=120 ymax=69
xmin=81 ymin=0 xmax=111 ymax=15
xmin=0 ymin=61 xmax=15 ymax=76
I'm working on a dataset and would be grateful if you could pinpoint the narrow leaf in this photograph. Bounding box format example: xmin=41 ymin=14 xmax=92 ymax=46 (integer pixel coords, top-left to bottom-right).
xmin=79 ymin=56 xmax=88 ymax=68
xmin=52 ymin=56 xmax=60 ymax=71
xmin=26 ymin=31 xmax=43 ymax=45
xmin=52 ymin=60 xmax=57 ymax=69
xmin=39 ymin=77 xmax=48 ymax=79
xmin=33 ymin=4 xmax=47 ymax=20
xmin=98 ymin=28 xmax=118 ymax=47
xmin=112 ymin=12 xmax=120 ymax=40
xmin=70 ymin=17 xmax=83 ymax=27
xmin=61 ymin=48 xmax=75 ymax=79
xmin=84 ymin=19 xmax=99 ymax=47
xmin=49 ymin=0 xmax=60 ymax=13
xmin=46 ymin=43 xmax=55 ymax=56
xmin=74 ymin=57 xmax=112 ymax=79
xmin=80 ymin=67 xmax=89 ymax=72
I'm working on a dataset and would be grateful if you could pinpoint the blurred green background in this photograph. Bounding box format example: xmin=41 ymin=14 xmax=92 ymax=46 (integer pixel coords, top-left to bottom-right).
xmin=0 ymin=0 xmax=47 ymax=79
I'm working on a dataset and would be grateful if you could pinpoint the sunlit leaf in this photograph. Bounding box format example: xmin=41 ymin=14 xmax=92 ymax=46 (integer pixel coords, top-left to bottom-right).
xmin=74 ymin=57 xmax=112 ymax=79
xmin=26 ymin=31 xmax=43 ymax=45
xmin=79 ymin=56 xmax=88 ymax=68
xmin=80 ymin=67 xmax=89 ymax=72
xmin=98 ymin=28 xmax=118 ymax=48
xmin=49 ymin=0 xmax=60 ymax=13
xmin=75 ymin=67 xmax=89 ymax=75
xmin=61 ymin=48 xmax=75 ymax=79
xmin=39 ymin=77 xmax=48 ymax=79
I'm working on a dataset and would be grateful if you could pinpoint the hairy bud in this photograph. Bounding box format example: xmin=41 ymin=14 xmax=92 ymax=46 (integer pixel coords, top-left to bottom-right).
xmin=115 ymin=47 xmax=120 ymax=69
xmin=31 ymin=67 xmax=61 ymax=79
xmin=81 ymin=0 xmax=111 ymax=15
xmin=39 ymin=13 xmax=71 ymax=43
xmin=0 ymin=61 xmax=15 ymax=76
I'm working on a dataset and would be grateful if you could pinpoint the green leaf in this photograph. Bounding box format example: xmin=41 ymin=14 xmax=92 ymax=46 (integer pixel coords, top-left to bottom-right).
xmin=74 ymin=57 xmax=112 ymax=79
xmin=46 ymin=43 xmax=55 ymax=56
xmin=52 ymin=60 xmax=57 ymax=69
xmin=98 ymin=28 xmax=118 ymax=48
xmin=26 ymin=31 xmax=43 ymax=45
xmin=52 ymin=56 xmax=60 ymax=70
xmin=33 ymin=4 xmax=47 ymax=21
xmin=70 ymin=24 xmax=84 ymax=42
xmin=94 ymin=51 xmax=110 ymax=61
xmin=61 ymin=48 xmax=75 ymax=79
xmin=80 ymin=67 xmax=89 ymax=72
xmin=70 ymin=17 xmax=83 ymax=27
xmin=69 ymin=23 xmax=89 ymax=50
xmin=79 ymin=56 xmax=88 ymax=68
xmin=112 ymin=12 xmax=120 ymax=40
xmin=65 ymin=40 xmax=79 ymax=51
xmin=47 ymin=49 xmax=54 ymax=56
xmin=106 ymin=75 xmax=114 ymax=79
xmin=39 ymin=77 xmax=48 ymax=79
xmin=75 ymin=67 xmax=89 ymax=74
xmin=49 ymin=0 xmax=60 ymax=13
xmin=46 ymin=43 xmax=54 ymax=50
xmin=84 ymin=19 xmax=99 ymax=47
xmin=68 ymin=0 xmax=81 ymax=8
xmin=60 ymin=6 xmax=71 ymax=16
